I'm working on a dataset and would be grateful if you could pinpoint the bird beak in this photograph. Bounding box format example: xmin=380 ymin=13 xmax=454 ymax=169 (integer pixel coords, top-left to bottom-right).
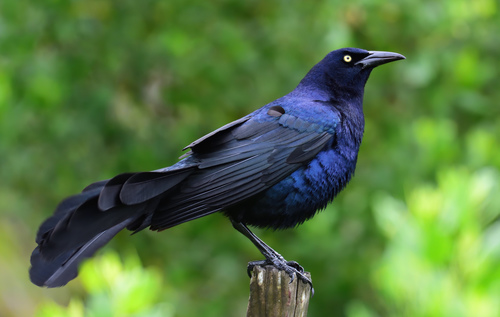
xmin=355 ymin=51 xmax=406 ymax=69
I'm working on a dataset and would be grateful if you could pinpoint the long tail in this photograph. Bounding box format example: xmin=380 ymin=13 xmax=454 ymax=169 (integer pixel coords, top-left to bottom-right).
xmin=29 ymin=168 xmax=193 ymax=287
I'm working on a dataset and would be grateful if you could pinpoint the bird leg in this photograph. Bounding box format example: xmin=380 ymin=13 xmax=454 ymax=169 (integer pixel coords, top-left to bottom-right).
xmin=230 ymin=219 xmax=313 ymax=290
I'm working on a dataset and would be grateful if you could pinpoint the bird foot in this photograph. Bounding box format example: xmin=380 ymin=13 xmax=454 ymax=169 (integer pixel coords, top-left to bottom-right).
xmin=247 ymin=259 xmax=314 ymax=294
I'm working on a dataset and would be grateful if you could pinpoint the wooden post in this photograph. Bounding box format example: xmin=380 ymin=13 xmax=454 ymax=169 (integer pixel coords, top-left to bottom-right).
xmin=246 ymin=265 xmax=312 ymax=317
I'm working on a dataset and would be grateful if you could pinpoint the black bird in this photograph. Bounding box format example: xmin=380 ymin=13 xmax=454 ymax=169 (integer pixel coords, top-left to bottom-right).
xmin=30 ymin=48 xmax=405 ymax=289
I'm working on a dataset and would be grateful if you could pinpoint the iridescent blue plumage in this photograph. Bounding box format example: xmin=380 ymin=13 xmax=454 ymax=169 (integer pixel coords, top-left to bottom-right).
xmin=225 ymin=94 xmax=362 ymax=229
xmin=30 ymin=48 xmax=404 ymax=288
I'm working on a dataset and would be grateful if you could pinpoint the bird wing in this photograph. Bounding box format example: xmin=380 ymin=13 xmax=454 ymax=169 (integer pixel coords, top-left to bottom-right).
xmin=30 ymin=106 xmax=339 ymax=287
xmin=149 ymin=110 xmax=338 ymax=230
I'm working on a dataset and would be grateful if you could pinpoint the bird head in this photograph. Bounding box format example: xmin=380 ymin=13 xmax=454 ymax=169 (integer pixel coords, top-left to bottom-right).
xmin=324 ymin=47 xmax=405 ymax=80
xmin=298 ymin=48 xmax=405 ymax=97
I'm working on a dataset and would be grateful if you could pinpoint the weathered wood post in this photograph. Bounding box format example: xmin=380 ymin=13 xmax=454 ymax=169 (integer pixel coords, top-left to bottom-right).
xmin=246 ymin=265 xmax=312 ymax=317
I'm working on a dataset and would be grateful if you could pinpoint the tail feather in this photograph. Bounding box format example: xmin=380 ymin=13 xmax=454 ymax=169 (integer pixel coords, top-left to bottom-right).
xmin=98 ymin=173 xmax=135 ymax=211
xmin=119 ymin=170 xmax=192 ymax=205
xmin=30 ymin=218 xmax=134 ymax=287
xmin=30 ymin=168 xmax=194 ymax=288
xmin=36 ymin=186 xmax=104 ymax=245
xmin=39 ymin=198 xmax=148 ymax=260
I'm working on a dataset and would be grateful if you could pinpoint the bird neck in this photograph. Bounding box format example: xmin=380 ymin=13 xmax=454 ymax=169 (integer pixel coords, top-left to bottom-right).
xmin=295 ymin=65 xmax=369 ymax=104
xmin=295 ymin=65 xmax=367 ymax=146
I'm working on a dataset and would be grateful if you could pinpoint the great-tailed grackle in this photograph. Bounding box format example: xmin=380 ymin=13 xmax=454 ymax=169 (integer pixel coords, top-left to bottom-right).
xmin=30 ymin=48 xmax=405 ymax=289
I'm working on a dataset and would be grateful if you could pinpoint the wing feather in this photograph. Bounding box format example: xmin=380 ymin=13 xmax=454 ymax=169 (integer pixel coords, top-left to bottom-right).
xmin=150 ymin=113 xmax=336 ymax=229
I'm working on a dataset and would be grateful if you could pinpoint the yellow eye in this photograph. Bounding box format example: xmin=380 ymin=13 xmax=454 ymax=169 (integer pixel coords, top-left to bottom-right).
xmin=344 ymin=55 xmax=352 ymax=62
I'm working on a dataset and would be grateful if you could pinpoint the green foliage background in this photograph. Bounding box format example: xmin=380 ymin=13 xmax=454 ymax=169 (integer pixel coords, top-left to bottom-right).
xmin=1 ymin=0 xmax=500 ymax=316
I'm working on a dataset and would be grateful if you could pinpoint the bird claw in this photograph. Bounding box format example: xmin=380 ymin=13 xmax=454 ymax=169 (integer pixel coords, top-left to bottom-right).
xmin=247 ymin=260 xmax=268 ymax=277
xmin=285 ymin=260 xmax=305 ymax=273
xmin=247 ymin=259 xmax=314 ymax=295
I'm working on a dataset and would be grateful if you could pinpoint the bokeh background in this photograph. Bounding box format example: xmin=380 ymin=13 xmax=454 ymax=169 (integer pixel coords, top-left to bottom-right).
xmin=2 ymin=0 xmax=500 ymax=316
